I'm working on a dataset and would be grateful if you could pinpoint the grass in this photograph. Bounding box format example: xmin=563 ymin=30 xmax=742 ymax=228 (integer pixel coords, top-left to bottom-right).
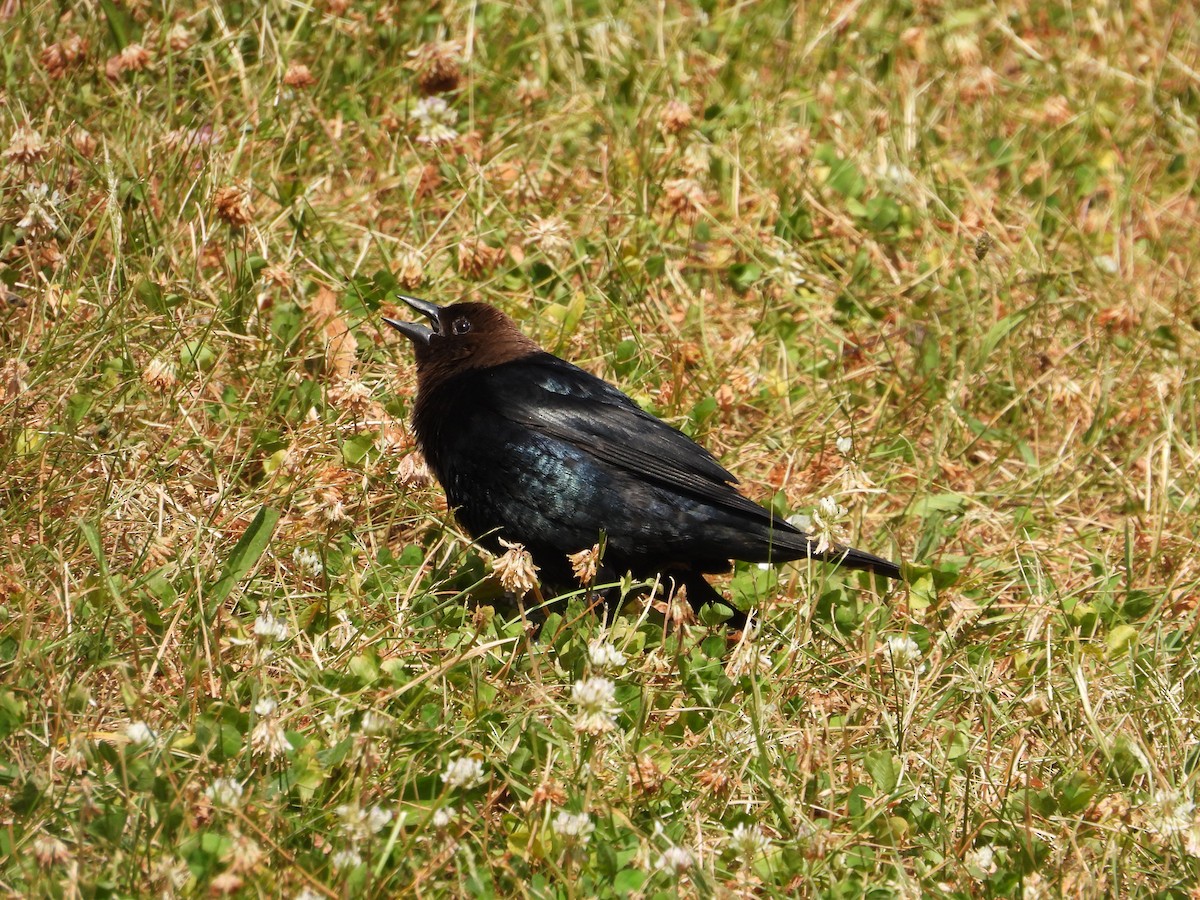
xmin=2 ymin=0 xmax=1199 ymax=895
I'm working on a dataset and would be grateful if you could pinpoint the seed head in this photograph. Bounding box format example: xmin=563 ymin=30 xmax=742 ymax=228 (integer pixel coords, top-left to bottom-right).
xmin=4 ymin=127 xmax=48 ymax=167
xmin=396 ymin=247 xmax=427 ymax=290
xmin=659 ymin=99 xmax=694 ymax=135
xmin=168 ymin=24 xmax=194 ymax=52
xmin=568 ymin=543 xmax=601 ymax=584
xmin=283 ymin=62 xmax=317 ymax=89
xmin=494 ymin=539 xmax=539 ymax=595
xmin=457 ymin=237 xmax=505 ymax=279
xmin=142 ymin=357 xmax=177 ymax=392
xmin=407 ymin=40 xmax=463 ymax=94
xmin=213 ymin=185 xmax=254 ymax=228
xmin=40 ymin=34 xmax=88 ymax=79
xmin=662 ymin=178 xmax=705 ymax=221
xmin=105 ymin=43 xmax=152 ymax=80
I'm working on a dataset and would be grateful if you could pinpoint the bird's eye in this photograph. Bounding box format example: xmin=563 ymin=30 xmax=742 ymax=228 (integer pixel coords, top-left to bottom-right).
xmin=452 ymin=317 xmax=472 ymax=335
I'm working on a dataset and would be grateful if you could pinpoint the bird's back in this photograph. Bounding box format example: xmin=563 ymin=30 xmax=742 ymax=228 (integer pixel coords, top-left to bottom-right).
xmin=412 ymin=353 xmax=832 ymax=573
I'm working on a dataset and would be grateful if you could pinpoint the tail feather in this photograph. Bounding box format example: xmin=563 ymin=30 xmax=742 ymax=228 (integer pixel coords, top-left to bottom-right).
xmin=818 ymin=544 xmax=903 ymax=580
xmin=753 ymin=519 xmax=903 ymax=581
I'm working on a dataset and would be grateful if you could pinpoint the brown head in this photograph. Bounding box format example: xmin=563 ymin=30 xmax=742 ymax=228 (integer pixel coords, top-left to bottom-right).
xmin=384 ymin=296 xmax=541 ymax=393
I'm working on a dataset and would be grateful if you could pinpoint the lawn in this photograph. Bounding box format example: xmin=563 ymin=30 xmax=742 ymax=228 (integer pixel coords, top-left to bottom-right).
xmin=2 ymin=0 xmax=1199 ymax=896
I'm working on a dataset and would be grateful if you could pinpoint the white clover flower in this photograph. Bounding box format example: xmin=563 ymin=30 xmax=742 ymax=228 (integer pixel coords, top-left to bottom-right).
xmin=654 ymin=844 xmax=694 ymax=874
xmin=965 ymin=844 xmax=997 ymax=877
xmin=142 ymin=357 xmax=177 ymax=391
xmin=330 ymin=848 xmax=362 ymax=871
xmin=365 ymin=804 xmax=392 ymax=833
xmin=726 ymin=822 xmax=770 ymax=859
xmin=525 ymin=215 xmax=573 ymax=266
xmin=31 ymin=834 xmax=70 ymax=867
xmin=767 ymin=236 xmax=810 ymax=288
xmin=292 ymin=546 xmax=324 ymax=577
xmin=515 ymin=75 xmax=546 ymax=105
xmin=809 ymin=496 xmax=847 ymax=556
xmin=442 ymin=755 xmax=485 ymax=789
xmin=1145 ymin=788 xmax=1197 ymax=836
xmin=1022 ymin=872 xmax=1050 ymax=900
xmin=411 ymin=96 xmax=458 ymax=145
xmin=587 ymin=640 xmax=626 ymax=672
xmin=876 ymin=160 xmax=913 ymax=192
xmin=432 ymin=806 xmax=456 ymax=828
xmin=552 ymin=810 xmax=595 ymax=843
xmin=818 ymin=496 xmax=844 ymax=517
xmin=1185 ymin=825 xmax=1200 ymax=858
xmin=295 ymin=889 xmax=324 ymax=900
xmin=17 ymin=183 xmax=65 ymax=236
xmin=249 ymin=699 xmax=291 ymax=757
xmin=254 ymin=697 xmax=278 ymax=717
xmin=254 ymin=612 xmax=290 ymax=642
xmin=337 ymin=803 xmax=393 ymax=841
xmin=333 ymin=378 xmax=373 ymax=412
xmin=250 ymin=718 xmax=292 ymax=757
xmin=125 ymin=721 xmax=157 ymax=746
xmin=585 ymin=18 xmax=633 ymax=62
xmin=572 ymin=676 xmax=619 ymax=734
xmin=883 ymin=635 xmax=924 ymax=670
xmin=836 ymin=436 xmax=853 ymax=455
xmin=318 ymin=490 xmax=351 ymax=524
xmin=681 ymin=141 xmax=711 ymax=178
xmin=360 ymin=710 xmax=389 ymax=736
xmin=4 ymin=126 xmax=48 ymax=165
xmin=206 ymin=777 xmax=244 ymax=807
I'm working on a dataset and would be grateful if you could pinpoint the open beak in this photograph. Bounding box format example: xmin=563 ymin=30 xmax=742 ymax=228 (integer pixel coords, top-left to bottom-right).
xmin=383 ymin=295 xmax=443 ymax=346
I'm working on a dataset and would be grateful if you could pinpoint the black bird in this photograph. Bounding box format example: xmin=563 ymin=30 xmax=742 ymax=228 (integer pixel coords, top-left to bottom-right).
xmin=386 ymin=296 xmax=901 ymax=629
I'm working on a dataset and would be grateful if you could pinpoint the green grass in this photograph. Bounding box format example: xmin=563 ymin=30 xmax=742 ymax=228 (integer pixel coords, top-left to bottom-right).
xmin=3 ymin=0 xmax=1200 ymax=895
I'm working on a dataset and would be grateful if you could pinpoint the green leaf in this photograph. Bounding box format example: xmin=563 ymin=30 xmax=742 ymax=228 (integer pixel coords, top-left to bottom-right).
xmin=977 ymin=309 xmax=1029 ymax=364
xmin=208 ymin=507 xmax=281 ymax=613
xmin=698 ymin=602 xmax=736 ymax=626
xmin=66 ymin=392 xmax=93 ymax=428
xmin=0 ymin=690 xmax=27 ymax=741
xmin=945 ymin=725 xmax=971 ymax=765
xmin=907 ymin=569 xmax=935 ymax=611
xmin=1108 ymin=734 xmax=1149 ymax=784
xmin=180 ymin=339 xmax=216 ymax=371
xmin=99 ymin=0 xmax=137 ymax=48
xmin=81 ymin=521 xmax=124 ymax=609
xmin=728 ymin=262 xmax=762 ymax=292
xmin=341 ymin=432 xmax=376 ymax=466
xmin=912 ymin=493 xmax=969 ymax=516
xmin=1106 ymin=624 xmax=1138 ymax=656
xmin=826 ymin=158 xmax=865 ymax=198
xmin=613 ymin=869 xmax=646 ymax=894
xmin=865 ymin=750 xmax=901 ymax=793
xmin=1054 ymin=772 xmax=1097 ymax=815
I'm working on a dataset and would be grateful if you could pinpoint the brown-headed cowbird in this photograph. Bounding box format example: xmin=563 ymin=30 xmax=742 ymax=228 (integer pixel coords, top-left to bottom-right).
xmin=386 ymin=296 xmax=901 ymax=629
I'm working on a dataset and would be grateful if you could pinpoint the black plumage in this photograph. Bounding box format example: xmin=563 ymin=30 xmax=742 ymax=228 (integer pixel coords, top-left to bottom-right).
xmin=386 ymin=296 xmax=901 ymax=629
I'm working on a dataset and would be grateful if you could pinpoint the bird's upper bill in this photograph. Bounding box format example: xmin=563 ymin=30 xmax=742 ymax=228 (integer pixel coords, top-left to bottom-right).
xmin=383 ymin=296 xmax=542 ymax=386
xmin=383 ymin=295 xmax=442 ymax=346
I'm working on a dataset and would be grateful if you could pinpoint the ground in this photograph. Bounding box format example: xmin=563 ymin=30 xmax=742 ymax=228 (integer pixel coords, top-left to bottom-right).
xmin=2 ymin=0 xmax=1199 ymax=896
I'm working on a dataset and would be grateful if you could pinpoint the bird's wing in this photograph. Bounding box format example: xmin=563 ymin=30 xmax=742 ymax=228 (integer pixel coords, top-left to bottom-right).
xmin=483 ymin=355 xmax=776 ymax=517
